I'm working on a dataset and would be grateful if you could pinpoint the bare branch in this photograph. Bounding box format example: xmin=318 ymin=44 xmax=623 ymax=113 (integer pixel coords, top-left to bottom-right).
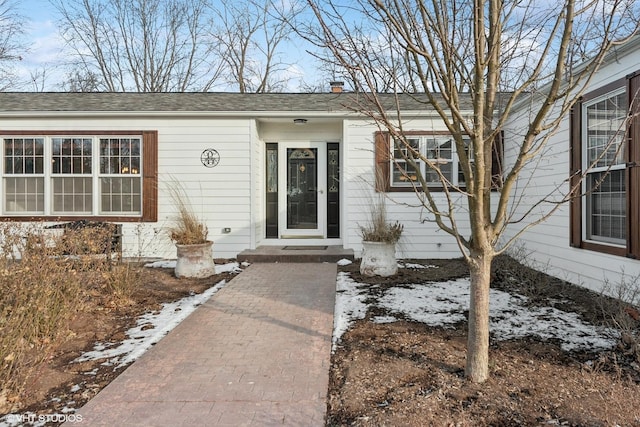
xmin=53 ymin=0 xmax=217 ymax=92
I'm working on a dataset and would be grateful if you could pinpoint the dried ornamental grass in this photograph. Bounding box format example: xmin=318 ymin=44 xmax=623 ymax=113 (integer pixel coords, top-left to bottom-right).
xmin=167 ymin=182 xmax=209 ymax=245
xmin=359 ymin=193 xmax=403 ymax=244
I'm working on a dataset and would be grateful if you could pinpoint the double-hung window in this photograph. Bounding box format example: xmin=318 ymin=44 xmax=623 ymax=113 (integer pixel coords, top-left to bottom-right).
xmin=1 ymin=131 xmax=157 ymax=221
xmin=570 ymin=70 xmax=640 ymax=258
xmin=583 ymin=90 xmax=627 ymax=245
xmin=4 ymin=137 xmax=45 ymax=213
xmin=386 ymin=133 xmax=472 ymax=189
xmin=391 ymin=137 xmax=421 ymax=185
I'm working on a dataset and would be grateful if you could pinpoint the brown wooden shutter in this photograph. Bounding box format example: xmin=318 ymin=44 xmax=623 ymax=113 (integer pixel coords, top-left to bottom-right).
xmin=569 ymin=99 xmax=583 ymax=248
xmin=627 ymin=72 xmax=640 ymax=258
xmin=375 ymin=131 xmax=390 ymax=192
xmin=491 ymin=131 xmax=504 ymax=189
xmin=142 ymin=131 xmax=158 ymax=222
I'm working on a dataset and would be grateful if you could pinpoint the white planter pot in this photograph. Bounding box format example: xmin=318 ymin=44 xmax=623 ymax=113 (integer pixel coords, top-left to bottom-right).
xmin=175 ymin=241 xmax=215 ymax=279
xmin=360 ymin=241 xmax=398 ymax=277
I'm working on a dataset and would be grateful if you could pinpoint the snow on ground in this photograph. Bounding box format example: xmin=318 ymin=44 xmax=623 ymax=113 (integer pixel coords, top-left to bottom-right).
xmin=398 ymin=262 xmax=438 ymax=269
xmin=74 ymin=279 xmax=228 ymax=369
xmin=333 ymin=272 xmax=369 ymax=349
xmin=0 ymin=261 xmax=246 ymax=427
xmin=334 ymin=272 xmax=618 ymax=353
xmin=73 ymin=261 xmax=244 ymax=369
xmin=144 ymin=260 xmax=244 ymax=274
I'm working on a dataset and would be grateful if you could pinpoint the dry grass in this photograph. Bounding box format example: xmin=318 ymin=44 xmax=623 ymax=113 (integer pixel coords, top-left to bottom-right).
xmin=167 ymin=182 xmax=209 ymax=245
xmin=359 ymin=191 xmax=403 ymax=244
xmin=599 ymin=272 xmax=640 ymax=364
xmin=0 ymin=223 xmax=143 ymax=411
xmin=102 ymin=263 xmax=142 ymax=305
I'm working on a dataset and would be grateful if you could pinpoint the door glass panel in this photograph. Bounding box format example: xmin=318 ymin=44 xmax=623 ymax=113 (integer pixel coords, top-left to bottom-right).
xmin=287 ymin=148 xmax=317 ymax=229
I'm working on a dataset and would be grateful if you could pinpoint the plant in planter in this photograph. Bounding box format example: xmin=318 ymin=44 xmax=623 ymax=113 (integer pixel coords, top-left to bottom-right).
xmin=359 ymin=196 xmax=403 ymax=277
xmin=168 ymin=183 xmax=215 ymax=279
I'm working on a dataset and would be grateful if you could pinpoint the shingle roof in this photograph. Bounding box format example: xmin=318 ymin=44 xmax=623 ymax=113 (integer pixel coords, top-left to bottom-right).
xmin=0 ymin=92 xmax=476 ymax=114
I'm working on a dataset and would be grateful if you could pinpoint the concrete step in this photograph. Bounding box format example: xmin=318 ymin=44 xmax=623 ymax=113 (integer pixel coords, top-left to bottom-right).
xmin=237 ymin=245 xmax=355 ymax=263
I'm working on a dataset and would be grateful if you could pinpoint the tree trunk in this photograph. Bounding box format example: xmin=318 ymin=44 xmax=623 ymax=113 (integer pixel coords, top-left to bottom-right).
xmin=465 ymin=252 xmax=493 ymax=382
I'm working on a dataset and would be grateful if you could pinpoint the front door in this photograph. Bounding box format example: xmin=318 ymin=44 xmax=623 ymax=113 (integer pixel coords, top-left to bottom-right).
xmin=279 ymin=142 xmax=326 ymax=238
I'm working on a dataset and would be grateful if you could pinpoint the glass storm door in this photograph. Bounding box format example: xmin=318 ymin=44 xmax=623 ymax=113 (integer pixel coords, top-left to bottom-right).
xmin=279 ymin=143 xmax=325 ymax=237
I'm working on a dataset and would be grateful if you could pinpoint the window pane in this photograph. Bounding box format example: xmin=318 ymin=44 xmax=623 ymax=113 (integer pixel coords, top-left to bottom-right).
xmin=100 ymin=177 xmax=142 ymax=214
xmin=425 ymin=137 xmax=453 ymax=184
xmin=52 ymin=177 xmax=92 ymax=213
xmin=4 ymin=177 xmax=44 ymax=213
xmin=52 ymin=137 xmax=92 ymax=175
xmin=586 ymin=170 xmax=626 ymax=245
xmin=392 ymin=161 xmax=419 ymax=185
xmin=100 ymin=137 xmax=141 ymax=175
xmin=391 ymin=138 xmax=421 ymax=186
xmin=586 ymin=92 xmax=626 ymax=168
xmin=4 ymin=138 xmax=44 ymax=175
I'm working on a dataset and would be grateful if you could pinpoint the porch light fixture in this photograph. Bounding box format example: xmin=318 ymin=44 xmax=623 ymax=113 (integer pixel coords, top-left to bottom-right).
xmin=293 ymin=118 xmax=308 ymax=125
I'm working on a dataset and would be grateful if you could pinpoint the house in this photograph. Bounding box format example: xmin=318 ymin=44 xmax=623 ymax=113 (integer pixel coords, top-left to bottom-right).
xmin=0 ymin=89 xmax=477 ymax=261
xmin=0 ymin=36 xmax=638 ymax=294
xmin=502 ymin=36 xmax=640 ymax=293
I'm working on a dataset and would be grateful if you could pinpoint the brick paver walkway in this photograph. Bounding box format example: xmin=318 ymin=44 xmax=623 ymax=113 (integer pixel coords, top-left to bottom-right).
xmin=68 ymin=263 xmax=336 ymax=426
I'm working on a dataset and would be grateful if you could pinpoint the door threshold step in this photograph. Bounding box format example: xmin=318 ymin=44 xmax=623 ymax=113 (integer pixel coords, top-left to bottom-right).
xmin=237 ymin=245 xmax=354 ymax=263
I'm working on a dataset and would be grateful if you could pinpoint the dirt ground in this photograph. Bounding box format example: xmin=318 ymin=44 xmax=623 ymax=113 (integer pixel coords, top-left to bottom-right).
xmin=1 ymin=261 xmax=239 ymax=425
xmin=327 ymin=257 xmax=640 ymax=426
xmin=4 ymin=256 xmax=640 ymax=426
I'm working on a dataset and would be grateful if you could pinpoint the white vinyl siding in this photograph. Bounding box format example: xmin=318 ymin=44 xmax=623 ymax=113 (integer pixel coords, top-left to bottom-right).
xmin=503 ymin=49 xmax=640 ymax=294
xmin=0 ymin=117 xmax=255 ymax=259
xmin=344 ymin=119 xmax=475 ymax=259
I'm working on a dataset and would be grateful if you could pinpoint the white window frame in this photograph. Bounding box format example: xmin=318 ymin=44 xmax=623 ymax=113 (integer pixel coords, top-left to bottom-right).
xmin=581 ymin=88 xmax=627 ymax=247
xmin=390 ymin=134 xmax=470 ymax=188
xmin=1 ymin=135 xmax=143 ymax=217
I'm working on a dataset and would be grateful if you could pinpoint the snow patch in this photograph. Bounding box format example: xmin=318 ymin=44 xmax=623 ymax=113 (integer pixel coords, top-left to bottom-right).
xmin=398 ymin=262 xmax=438 ymax=269
xmin=333 ymin=272 xmax=369 ymax=350
xmin=74 ymin=280 xmax=228 ymax=369
xmin=144 ymin=260 xmax=242 ymax=274
xmin=337 ymin=258 xmax=353 ymax=266
xmin=334 ymin=274 xmax=618 ymax=353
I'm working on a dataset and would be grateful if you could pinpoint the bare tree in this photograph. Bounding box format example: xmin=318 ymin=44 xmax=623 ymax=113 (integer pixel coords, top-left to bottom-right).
xmin=210 ymin=0 xmax=304 ymax=93
xmin=305 ymin=0 xmax=639 ymax=382
xmin=52 ymin=0 xmax=223 ymax=92
xmin=0 ymin=0 xmax=25 ymax=90
xmin=61 ymin=70 xmax=102 ymax=92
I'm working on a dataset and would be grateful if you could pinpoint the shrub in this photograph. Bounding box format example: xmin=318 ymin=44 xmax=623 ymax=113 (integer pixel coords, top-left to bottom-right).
xmin=0 ymin=223 xmax=143 ymax=412
xmin=102 ymin=263 xmax=142 ymax=305
xmin=599 ymin=271 xmax=640 ymax=363
xmin=0 ymin=225 xmax=83 ymax=409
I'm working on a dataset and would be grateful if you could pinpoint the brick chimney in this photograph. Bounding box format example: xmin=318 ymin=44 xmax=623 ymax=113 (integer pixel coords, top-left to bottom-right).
xmin=330 ymin=81 xmax=344 ymax=93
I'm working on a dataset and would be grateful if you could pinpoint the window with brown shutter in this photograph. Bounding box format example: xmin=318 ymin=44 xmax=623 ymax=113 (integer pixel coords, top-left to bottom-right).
xmin=374 ymin=130 xmax=503 ymax=192
xmin=569 ymin=71 xmax=640 ymax=258
xmin=0 ymin=130 xmax=158 ymax=222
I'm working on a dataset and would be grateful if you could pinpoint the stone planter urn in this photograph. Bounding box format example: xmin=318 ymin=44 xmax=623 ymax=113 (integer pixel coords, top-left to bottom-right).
xmin=360 ymin=241 xmax=398 ymax=277
xmin=175 ymin=240 xmax=215 ymax=279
